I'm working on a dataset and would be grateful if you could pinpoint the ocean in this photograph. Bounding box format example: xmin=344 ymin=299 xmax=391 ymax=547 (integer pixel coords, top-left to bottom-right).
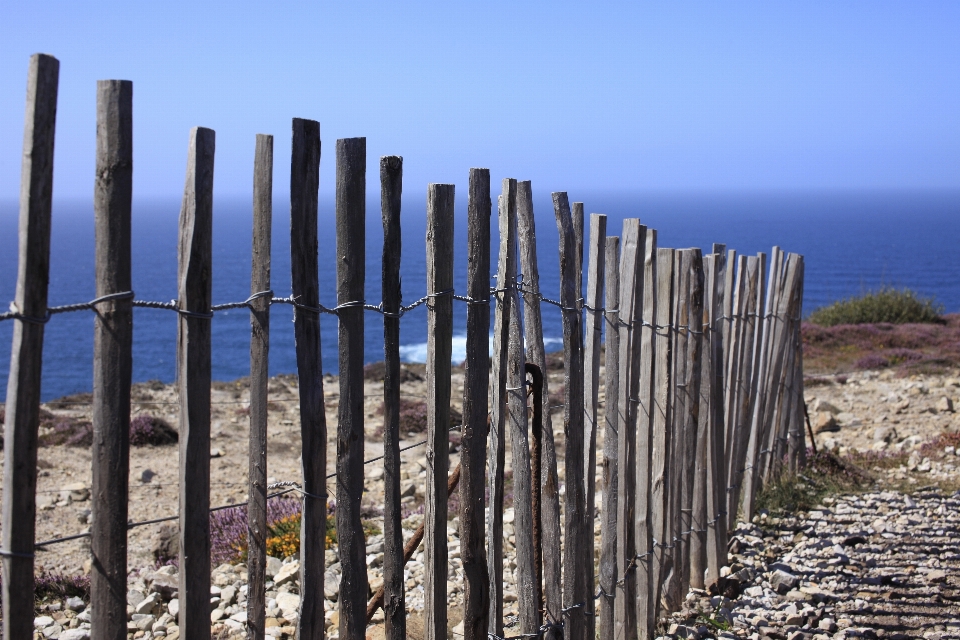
xmin=0 ymin=189 xmax=957 ymax=401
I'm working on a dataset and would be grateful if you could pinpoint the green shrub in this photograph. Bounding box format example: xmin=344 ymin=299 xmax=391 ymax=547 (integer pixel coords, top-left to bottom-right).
xmin=807 ymin=287 xmax=943 ymax=327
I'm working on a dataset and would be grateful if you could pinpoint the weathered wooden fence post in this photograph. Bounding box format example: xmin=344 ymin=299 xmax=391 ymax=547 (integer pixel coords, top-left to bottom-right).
xmin=380 ymin=155 xmax=405 ymax=640
xmin=692 ymin=254 xmax=717 ymax=590
xmin=92 ymin=77 xmax=134 ymax=640
xmin=1 ymin=53 xmax=58 ymax=640
xmin=516 ymin=181 xmax=563 ymax=634
xmin=651 ymin=248 xmax=675 ymax=620
xmin=636 ymin=230 xmax=658 ymax=639
xmin=424 ymin=183 xmax=455 ymax=640
xmin=503 ymin=190 xmax=538 ymax=634
xmin=582 ymin=213 xmax=607 ymax=635
xmin=460 ymin=168 xmax=491 ymax=640
xmin=289 ymin=117 xmax=325 ymax=640
xmin=553 ymin=192 xmax=587 ymax=640
xmin=488 ymin=179 xmax=517 ymax=636
xmin=336 ymin=137 xmax=368 ymax=640
xmin=247 ymin=133 xmax=273 ymax=640
xmin=615 ymin=219 xmax=642 ymax=638
xmin=177 ymin=126 xmax=215 ymax=640
xmin=599 ymin=236 xmax=620 ymax=640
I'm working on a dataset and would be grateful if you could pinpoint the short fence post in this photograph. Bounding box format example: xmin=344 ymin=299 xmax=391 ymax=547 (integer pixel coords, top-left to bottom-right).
xmin=177 ymin=126 xmax=215 ymax=640
xmin=380 ymin=155 xmax=406 ymax=640
xmin=2 ymin=52 xmax=59 ymax=640
xmin=599 ymin=236 xmax=620 ymax=640
xmin=488 ymin=179 xmax=517 ymax=637
xmin=552 ymin=191 xmax=587 ymax=640
xmin=516 ymin=181 xmax=563 ymax=634
xmin=650 ymin=248 xmax=675 ymax=620
xmin=424 ymin=183 xmax=455 ymax=640
xmin=460 ymin=168 xmax=492 ymax=640
xmin=581 ymin=213 xmax=607 ymax=635
xmin=289 ymin=117 xmax=326 ymax=640
xmin=92 ymin=78 xmax=134 ymax=640
xmin=636 ymin=229 xmax=658 ymax=639
xmin=247 ymin=132 xmax=273 ymax=640
xmin=726 ymin=256 xmax=761 ymax=531
xmin=615 ymin=220 xmax=642 ymax=636
xmin=335 ymin=137 xmax=368 ymax=640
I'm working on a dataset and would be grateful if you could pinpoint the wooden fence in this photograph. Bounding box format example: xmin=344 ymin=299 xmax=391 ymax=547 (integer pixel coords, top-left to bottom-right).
xmin=1 ymin=54 xmax=806 ymax=640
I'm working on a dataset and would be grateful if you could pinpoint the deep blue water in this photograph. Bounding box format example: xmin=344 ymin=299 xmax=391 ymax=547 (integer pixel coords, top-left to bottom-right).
xmin=0 ymin=189 xmax=957 ymax=401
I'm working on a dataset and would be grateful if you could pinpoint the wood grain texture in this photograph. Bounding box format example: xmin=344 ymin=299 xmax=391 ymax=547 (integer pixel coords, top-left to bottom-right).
xmin=599 ymin=236 xmax=620 ymax=640
xmin=710 ymin=248 xmax=730 ymax=573
xmin=516 ymin=181 xmax=563 ymax=633
xmin=662 ymin=250 xmax=687 ymax=612
xmin=727 ymin=254 xmax=765 ymax=526
xmin=460 ymin=168 xmax=491 ymax=640
xmin=614 ymin=220 xmax=641 ymax=639
xmin=424 ymin=183 xmax=455 ymax=640
xmin=678 ymin=250 xmax=704 ymax=598
xmin=635 ymin=229 xmax=658 ymax=639
xmin=380 ymin=155 xmax=405 ymax=640
xmin=691 ymin=254 xmax=715 ymax=590
xmin=488 ymin=180 xmax=517 ymax=635
xmin=246 ymin=133 xmax=273 ymax=640
xmin=573 ymin=202 xmax=585 ymax=309
xmin=650 ymin=248 xmax=675 ymax=622
xmin=553 ymin=192 xmax=586 ymax=640
xmin=581 ymin=213 xmax=607 ymax=634
xmin=722 ymin=256 xmax=746 ymax=531
xmin=289 ymin=118 xmax=326 ymax=640
xmin=1 ymin=53 xmax=58 ymax=640
xmin=739 ymin=252 xmax=770 ymax=522
xmin=177 ymin=126 xmax=215 ymax=640
xmin=335 ymin=137 xmax=368 ymax=640
xmin=502 ymin=189 xmax=538 ymax=635
xmin=91 ymin=78 xmax=133 ymax=640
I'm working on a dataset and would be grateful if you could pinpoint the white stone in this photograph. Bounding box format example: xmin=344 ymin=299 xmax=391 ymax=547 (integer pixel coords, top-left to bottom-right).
xmin=273 ymin=560 xmax=300 ymax=586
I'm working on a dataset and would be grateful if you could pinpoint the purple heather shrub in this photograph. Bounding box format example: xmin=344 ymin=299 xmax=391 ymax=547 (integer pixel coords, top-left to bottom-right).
xmin=33 ymin=571 xmax=90 ymax=602
xmin=39 ymin=419 xmax=93 ymax=447
xmin=208 ymin=497 xmax=302 ymax=565
xmin=854 ymin=354 xmax=889 ymax=370
xmin=129 ymin=414 xmax=178 ymax=446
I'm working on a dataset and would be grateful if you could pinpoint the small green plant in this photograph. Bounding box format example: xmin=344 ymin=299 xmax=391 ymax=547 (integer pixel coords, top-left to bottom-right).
xmin=807 ymin=287 xmax=943 ymax=327
xmin=756 ymin=450 xmax=874 ymax=517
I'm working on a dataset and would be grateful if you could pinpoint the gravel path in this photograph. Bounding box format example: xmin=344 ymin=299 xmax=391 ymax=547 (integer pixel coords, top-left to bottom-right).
xmin=672 ymin=488 xmax=960 ymax=640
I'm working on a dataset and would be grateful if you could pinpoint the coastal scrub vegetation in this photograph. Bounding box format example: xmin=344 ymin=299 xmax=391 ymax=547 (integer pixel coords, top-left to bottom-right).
xmin=802 ymin=313 xmax=960 ymax=375
xmin=807 ymin=287 xmax=943 ymax=327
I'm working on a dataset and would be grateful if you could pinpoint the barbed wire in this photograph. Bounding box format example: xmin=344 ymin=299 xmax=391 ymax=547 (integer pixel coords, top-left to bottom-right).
xmin=0 ymin=278 xmax=801 ymax=329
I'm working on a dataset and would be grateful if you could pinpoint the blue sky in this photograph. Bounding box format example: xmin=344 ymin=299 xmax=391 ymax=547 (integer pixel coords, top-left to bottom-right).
xmin=1 ymin=1 xmax=958 ymax=200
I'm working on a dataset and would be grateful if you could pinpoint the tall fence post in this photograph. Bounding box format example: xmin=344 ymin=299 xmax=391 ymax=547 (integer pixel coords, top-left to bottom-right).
xmin=424 ymin=183 xmax=455 ymax=640
xmin=488 ymin=179 xmax=517 ymax=636
xmin=614 ymin=220 xmax=642 ymax=638
xmin=504 ymin=191 xmax=538 ymax=634
xmin=380 ymin=155 xmax=406 ymax=640
xmin=581 ymin=213 xmax=607 ymax=636
xmin=335 ymin=137 xmax=368 ymax=640
xmin=461 ymin=168 xmax=491 ymax=640
xmin=91 ymin=77 xmax=133 ymax=640
xmin=177 ymin=126 xmax=215 ymax=640
xmin=553 ymin=192 xmax=586 ymax=640
xmin=599 ymin=236 xmax=620 ymax=640
xmin=1 ymin=52 xmax=58 ymax=640
xmin=691 ymin=253 xmax=715 ymax=590
xmin=650 ymin=248 xmax=675 ymax=621
xmin=289 ymin=117 xmax=326 ymax=640
xmin=247 ymin=133 xmax=273 ymax=640
xmin=516 ymin=181 xmax=563 ymax=634
xmin=635 ymin=229 xmax=658 ymax=639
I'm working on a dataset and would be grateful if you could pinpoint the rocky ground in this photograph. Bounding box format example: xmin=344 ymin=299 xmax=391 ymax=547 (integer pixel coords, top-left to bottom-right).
xmin=11 ymin=357 xmax=960 ymax=639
